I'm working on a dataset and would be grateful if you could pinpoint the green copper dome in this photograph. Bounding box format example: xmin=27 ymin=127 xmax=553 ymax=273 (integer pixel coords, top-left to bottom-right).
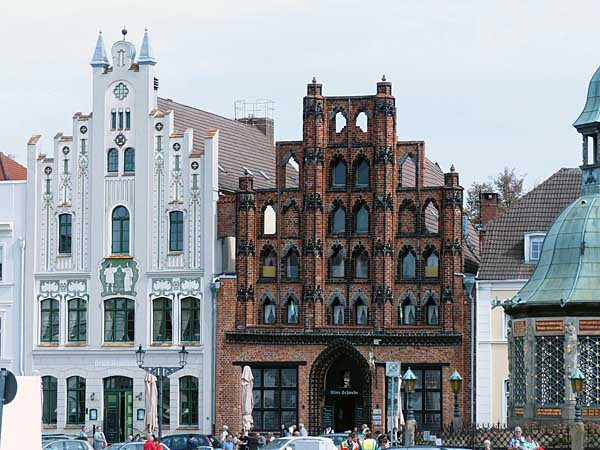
xmin=510 ymin=192 xmax=600 ymax=308
xmin=574 ymin=65 xmax=600 ymax=128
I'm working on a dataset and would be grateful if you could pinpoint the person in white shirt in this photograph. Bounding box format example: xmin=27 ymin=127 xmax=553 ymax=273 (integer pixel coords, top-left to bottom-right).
xmin=220 ymin=425 xmax=230 ymax=443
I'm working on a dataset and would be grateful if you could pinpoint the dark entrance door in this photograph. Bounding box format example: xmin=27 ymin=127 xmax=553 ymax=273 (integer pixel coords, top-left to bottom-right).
xmin=104 ymin=376 xmax=133 ymax=443
xmin=324 ymin=357 xmax=365 ymax=432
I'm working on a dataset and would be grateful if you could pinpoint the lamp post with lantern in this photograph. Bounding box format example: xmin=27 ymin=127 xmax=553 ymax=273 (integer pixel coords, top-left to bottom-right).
xmin=449 ymin=370 xmax=463 ymax=430
xmin=570 ymin=367 xmax=586 ymax=450
xmin=403 ymin=368 xmax=417 ymax=445
xmin=135 ymin=345 xmax=189 ymax=438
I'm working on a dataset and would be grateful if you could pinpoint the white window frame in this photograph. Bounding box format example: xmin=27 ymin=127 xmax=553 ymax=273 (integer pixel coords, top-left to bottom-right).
xmin=502 ymin=378 xmax=510 ymax=425
xmin=524 ymin=232 xmax=546 ymax=263
xmin=0 ymin=244 xmax=4 ymax=283
xmin=503 ymin=311 xmax=510 ymax=340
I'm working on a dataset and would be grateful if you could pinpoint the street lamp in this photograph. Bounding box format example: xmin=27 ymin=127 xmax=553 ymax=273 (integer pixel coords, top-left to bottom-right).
xmin=403 ymin=368 xmax=417 ymax=422
xmin=136 ymin=345 xmax=189 ymax=437
xmin=449 ymin=370 xmax=463 ymax=429
xmin=570 ymin=368 xmax=585 ymax=423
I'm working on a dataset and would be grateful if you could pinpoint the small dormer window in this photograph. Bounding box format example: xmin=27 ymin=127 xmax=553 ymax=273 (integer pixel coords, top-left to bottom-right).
xmin=524 ymin=232 xmax=546 ymax=263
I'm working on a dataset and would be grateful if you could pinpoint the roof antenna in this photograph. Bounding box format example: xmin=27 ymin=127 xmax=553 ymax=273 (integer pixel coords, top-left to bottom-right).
xmin=121 ymin=26 xmax=128 ymax=40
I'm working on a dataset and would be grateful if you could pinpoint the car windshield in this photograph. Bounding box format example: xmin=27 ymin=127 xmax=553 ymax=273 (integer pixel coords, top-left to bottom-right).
xmin=263 ymin=438 xmax=294 ymax=450
xmin=105 ymin=444 xmax=126 ymax=450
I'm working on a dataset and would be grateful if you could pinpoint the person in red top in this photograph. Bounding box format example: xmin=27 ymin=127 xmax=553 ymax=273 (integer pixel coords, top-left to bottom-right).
xmin=340 ymin=432 xmax=361 ymax=450
xmin=155 ymin=436 xmax=163 ymax=450
xmin=144 ymin=435 xmax=157 ymax=450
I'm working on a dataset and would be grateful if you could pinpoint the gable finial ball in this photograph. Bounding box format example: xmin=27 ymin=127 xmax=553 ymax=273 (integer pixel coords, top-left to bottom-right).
xmin=450 ymin=164 xmax=455 ymax=172
xmin=122 ymin=27 xmax=128 ymax=39
xmin=382 ymin=74 xmax=386 ymax=82
xmin=312 ymin=77 xmax=317 ymax=83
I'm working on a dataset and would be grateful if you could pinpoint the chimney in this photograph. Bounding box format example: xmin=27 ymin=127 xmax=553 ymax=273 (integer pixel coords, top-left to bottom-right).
xmin=480 ymin=192 xmax=499 ymax=225
xmin=235 ymin=100 xmax=275 ymax=145
xmin=236 ymin=116 xmax=274 ymax=145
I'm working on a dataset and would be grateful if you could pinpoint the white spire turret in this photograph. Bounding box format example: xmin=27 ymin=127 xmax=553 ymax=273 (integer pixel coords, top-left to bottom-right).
xmin=90 ymin=31 xmax=110 ymax=68
xmin=138 ymin=28 xmax=156 ymax=66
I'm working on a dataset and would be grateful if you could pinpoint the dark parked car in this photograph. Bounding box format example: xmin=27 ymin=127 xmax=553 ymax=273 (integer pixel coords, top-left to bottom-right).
xmin=161 ymin=434 xmax=220 ymax=450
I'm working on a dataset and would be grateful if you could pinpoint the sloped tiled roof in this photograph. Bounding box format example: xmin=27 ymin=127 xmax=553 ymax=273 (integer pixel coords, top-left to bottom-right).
xmin=157 ymin=98 xmax=276 ymax=192
xmin=0 ymin=153 xmax=26 ymax=181
xmin=478 ymin=168 xmax=581 ymax=281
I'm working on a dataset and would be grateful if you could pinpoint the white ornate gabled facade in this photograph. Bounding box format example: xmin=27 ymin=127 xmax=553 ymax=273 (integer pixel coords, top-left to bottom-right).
xmin=24 ymin=30 xmax=219 ymax=440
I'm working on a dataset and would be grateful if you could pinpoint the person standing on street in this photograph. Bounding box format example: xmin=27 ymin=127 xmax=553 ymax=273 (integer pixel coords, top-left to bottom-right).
xmin=298 ymin=424 xmax=308 ymax=436
xmin=362 ymin=432 xmax=378 ymax=450
xmin=223 ymin=434 xmax=235 ymax=450
xmin=280 ymin=424 xmax=289 ymax=437
xmin=220 ymin=426 xmax=230 ymax=443
xmin=79 ymin=425 xmax=89 ymax=442
xmin=508 ymin=427 xmax=525 ymax=450
xmin=340 ymin=432 xmax=361 ymax=450
xmin=93 ymin=426 xmax=107 ymax=450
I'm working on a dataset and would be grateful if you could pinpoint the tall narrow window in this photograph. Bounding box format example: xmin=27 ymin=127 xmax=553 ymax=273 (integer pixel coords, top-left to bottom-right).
xmin=263 ymin=205 xmax=276 ymax=235
xmin=285 ymin=248 xmax=299 ymax=279
xmin=179 ymin=376 xmax=199 ymax=426
xmin=111 ymin=206 xmax=130 ymax=254
xmin=331 ymin=297 xmax=345 ymax=325
xmin=400 ymin=297 xmax=416 ymax=325
xmin=58 ymin=213 xmax=72 ymax=254
xmin=335 ymin=112 xmax=347 ymax=133
xmin=66 ymin=376 xmax=86 ymax=424
xmin=285 ymin=297 xmax=299 ymax=324
xmin=118 ymin=110 xmax=124 ymax=129
xmin=104 ymin=298 xmax=135 ymax=342
xmin=402 ymin=252 xmax=416 ymax=279
xmin=40 ymin=299 xmax=59 ymax=343
xmin=68 ymin=298 xmax=87 ymax=343
xmin=107 ymin=148 xmax=119 ymax=173
xmin=169 ymin=211 xmax=184 ymax=252
xmin=153 ymin=298 xmax=173 ymax=343
xmin=111 ymin=110 xmax=117 ymax=130
xmin=263 ymin=298 xmax=276 ymax=324
xmin=333 ymin=160 xmax=347 ymax=187
xmin=125 ymin=108 xmax=131 ymax=129
xmin=355 ymin=160 xmax=369 ymax=187
xmin=356 ymin=111 xmax=368 ymax=132
xmin=330 ymin=248 xmax=345 ymax=278
xmin=161 ymin=376 xmax=170 ymax=426
xmin=262 ymin=248 xmax=277 ymax=278
xmin=42 ymin=376 xmax=58 ymax=424
xmin=355 ymin=298 xmax=368 ymax=325
xmin=354 ymin=250 xmax=369 ymax=279
xmin=332 ymin=207 xmax=346 ymax=234
xmin=425 ymin=252 xmax=439 ymax=278
xmin=355 ymin=206 xmax=369 ymax=234
xmin=426 ymin=297 xmax=439 ymax=325
xmin=181 ymin=297 xmax=201 ymax=342
xmin=124 ymin=148 xmax=135 ymax=173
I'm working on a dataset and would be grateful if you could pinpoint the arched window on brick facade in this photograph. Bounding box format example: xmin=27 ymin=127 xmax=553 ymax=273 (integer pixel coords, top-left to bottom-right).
xmin=355 ymin=204 xmax=369 ymax=234
xmin=284 ymin=296 xmax=299 ymax=324
xmin=284 ymin=245 xmax=300 ymax=279
xmin=424 ymin=199 xmax=440 ymax=234
xmin=263 ymin=204 xmax=276 ymax=235
xmin=353 ymin=245 xmax=369 ymax=279
xmin=399 ymin=198 xmax=417 ymax=234
xmin=261 ymin=294 xmax=276 ymax=325
xmin=399 ymin=152 xmax=417 ymax=188
xmin=399 ymin=246 xmax=416 ymax=279
xmin=332 ymin=159 xmax=347 ymax=187
xmin=330 ymin=202 xmax=346 ymax=234
xmin=424 ymin=246 xmax=439 ymax=278
xmin=399 ymin=295 xmax=416 ymax=325
xmin=335 ymin=111 xmax=347 ymax=133
xmin=354 ymin=157 xmax=369 ymax=188
xmin=356 ymin=111 xmax=368 ymax=133
xmin=329 ymin=245 xmax=345 ymax=279
xmin=261 ymin=245 xmax=277 ymax=278
xmin=353 ymin=295 xmax=369 ymax=325
xmin=329 ymin=295 xmax=345 ymax=325
xmin=425 ymin=294 xmax=439 ymax=325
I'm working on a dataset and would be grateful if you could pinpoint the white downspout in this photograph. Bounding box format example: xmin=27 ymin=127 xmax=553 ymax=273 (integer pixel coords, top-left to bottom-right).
xmin=18 ymin=237 xmax=25 ymax=376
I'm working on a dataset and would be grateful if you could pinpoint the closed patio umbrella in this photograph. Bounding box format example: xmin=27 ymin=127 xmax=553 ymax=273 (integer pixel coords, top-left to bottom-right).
xmin=241 ymin=366 xmax=254 ymax=433
xmin=144 ymin=372 xmax=158 ymax=435
xmin=394 ymin=376 xmax=405 ymax=430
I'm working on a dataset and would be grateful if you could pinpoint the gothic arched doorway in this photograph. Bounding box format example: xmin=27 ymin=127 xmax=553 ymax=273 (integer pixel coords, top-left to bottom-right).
xmin=309 ymin=339 xmax=371 ymax=434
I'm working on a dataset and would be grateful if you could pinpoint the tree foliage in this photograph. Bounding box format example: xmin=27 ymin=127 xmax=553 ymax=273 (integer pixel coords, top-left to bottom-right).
xmin=466 ymin=167 xmax=526 ymax=224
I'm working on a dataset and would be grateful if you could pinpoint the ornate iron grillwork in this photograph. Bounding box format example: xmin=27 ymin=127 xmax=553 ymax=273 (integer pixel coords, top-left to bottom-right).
xmin=535 ymin=336 xmax=565 ymax=406
xmin=513 ymin=336 xmax=526 ymax=406
xmin=578 ymin=336 xmax=600 ymax=406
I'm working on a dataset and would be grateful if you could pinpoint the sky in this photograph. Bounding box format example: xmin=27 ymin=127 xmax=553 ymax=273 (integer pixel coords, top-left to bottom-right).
xmin=1 ymin=0 xmax=598 ymax=191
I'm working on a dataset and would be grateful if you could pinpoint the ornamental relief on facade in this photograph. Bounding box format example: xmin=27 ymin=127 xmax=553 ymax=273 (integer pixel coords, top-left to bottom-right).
xmin=38 ymin=278 xmax=89 ymax=300
xmin=98 ymin=257 xmax=140 ymax=296
xmin=150 ymin=277 xmax=202 ymax=300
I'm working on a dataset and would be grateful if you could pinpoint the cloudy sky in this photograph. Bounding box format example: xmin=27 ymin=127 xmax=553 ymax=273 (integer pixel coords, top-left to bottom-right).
xmin=1 ymin=0 xmax=598 ymax=190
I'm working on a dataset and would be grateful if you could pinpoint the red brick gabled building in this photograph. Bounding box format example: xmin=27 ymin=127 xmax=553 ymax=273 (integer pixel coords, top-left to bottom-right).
xmin=216 ymin=78 xmax=479 ymax=435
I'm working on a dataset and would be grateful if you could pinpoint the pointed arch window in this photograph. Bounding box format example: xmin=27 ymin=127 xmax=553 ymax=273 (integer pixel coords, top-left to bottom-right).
xmin=124 ymin=147 xmax=135 ymax=173
xmin=58 ymin=213 xmax=72 ymax=254
xmin=330 ymin=296 xmax=345 ymax=325
xmin=107 ymin=148 xmax=119 ymax=173
xmin=262 ymin=246 xmax=277 ymax=278
xmin=425 ymin=251 xmax=439 ymax=278
xmin=332 ymin=160 xmax=347 ymax=187
xmin=68 ymin=298 xmax=87 ymax=343
xmin=262 ymin=297 xmax=276 ymax=324
xmin=329 ymin=247 xmax=345 ymax=278
xmin=332 ymin=206 xmax=346 ymax=234
xmin=285 ymin=296 xmax=299 ymax=324
xmin=263 ymin=205 xmax=276 ymax=235
xmin=40 ymin=299 xmax=59 ymax=343
xmin=42 ymin=376 xmax=57 ymax=425
xmin=425 ymin=296 xmax=439 ymax=325
xmin=354 ymin=248 xmax=369 ymax=279
xmin=354 ymin=297 xmax=369 ymax=325
xmin=181 ymin=297 xmax=201 ymax=342
xmin=153 ymin=297 xmax=173 ymax=343
xmin=401 ymin=251 xmax=416 ymax=279
xmin=400 ymin=296 xmax=416 ymax=325
xmin=355 ymin=205 xmax=369 ymax=234
xmin=355 ymin=159 xmax=369 ymax=187
xmin=284 ymin=247 xmax=300 ymax=279
xmin=112 ymin=206 xmax=130 ymax=254
xmin=169 ymin=211 xmax=184 ymax=252
xmin=66 ymin=376 xmax=86 ymax=425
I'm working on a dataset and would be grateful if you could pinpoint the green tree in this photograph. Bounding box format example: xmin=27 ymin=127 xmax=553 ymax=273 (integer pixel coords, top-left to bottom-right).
xmin=466 ymin=167 xmax=526 ymax=224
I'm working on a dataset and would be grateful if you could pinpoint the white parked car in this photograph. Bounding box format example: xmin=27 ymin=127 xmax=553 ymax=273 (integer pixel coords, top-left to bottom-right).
xmin=263 ymin=437 xmax=338 ymax=450
xmin=42 ymin=439 xmax=93 ymax=450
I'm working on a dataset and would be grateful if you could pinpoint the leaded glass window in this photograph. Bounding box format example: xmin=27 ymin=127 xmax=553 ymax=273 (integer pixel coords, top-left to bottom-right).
xmin=124 ymin=148 xmax=135 ymax=173
xmin=68 ymin=298 xmax=87 ymax=343
xmin=332 ymin=207 xmax=346 ymax=234
xmin=263 ymin=298 xmax=276 ymax=324
xmin=181 ymin=297 xmax=200 ymax=342
xmin=578 ymin=336 xmax=600 ymax=406
xmin=153 ymin=298 xmax=173 ymax=343
xmin=355 ymin=298 xmax=368 ymax=325
xmin=42 ymin=376 xmax=57 ymax=424
xmin=104 ymin=298 xmax=135 ymax=342
xmin=58 ymin=213 xmax=72 ymax=254
xmin=355 ymin=160 xmax=369 ymax=187
xmin=66 ymin=376 xmax=86 ymax=424
xmin=40 ymin=299 xmax=59 ymax=343
xmin=285 ymin=297 xmax=299 ymax=324
xmin=330 ymin=248 xmax=345 ymax=278
xmin=331 ymin=297 xmax=345 ymax=325
xmin=333 ymin=160 xmax=347 ymax=187
xmin=402 ymin=252 xmax=416 ymax=279
xmin=107 ymin=148 xmax=118 ymax=173
xmin=425 ymin=297 xmax=439 ymax=325
xmin=535 ymin=336 xmax=565 ymax=406
xmin=169 ymin=211 xmax=184 ymax=252
xmin=252 ymin=367 xmax=297 ymax=432
xmin=512 ymin=336 xmax=526 ymax=406
xmin=111 ymin=206 xmax=130 ymax=254
xmin=355 ymin=250 xmax=369 ymax=278
xmin=180 ymin=376 xmax=198 ymax=425
xmin=355 ymin=206 xmax=369 ymax=234
xmin=285 ymin=249 xmax=299 ymax=279
xmin=400 ymin=297 xmax=416 ymax=325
